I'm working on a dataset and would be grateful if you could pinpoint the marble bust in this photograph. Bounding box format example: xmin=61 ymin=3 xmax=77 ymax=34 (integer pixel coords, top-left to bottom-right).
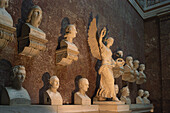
xmin=122 ymin=56 xmax=134 ymax=81
xmin=1 ymin=65 xmax=31 ymax=105
xmin=44 ymin=76 xmax=63 ymax=105
xmin=120 ymin=86 xmax=131 ymax=104
xmin=143 ymin=91 xmax=150 ymax=104
xmin=56 ymin=24 xmax=79 ymax=66
xmin=136 ymin=89 xmax=144 ymax=104
xmin=113 ymin=50 xmax=125 ymax=78
xmin=128 ymin=60 xmax=140 ymax=82
xmin=74 ymin=78 xmax=91 ymax=105
xmin=18 ymin=5 xmax=48 ymax=57
xmin=136 ymin=64 xmax=146 ymax=84
xmin=0 ymin=0 xmax=15 ymax=49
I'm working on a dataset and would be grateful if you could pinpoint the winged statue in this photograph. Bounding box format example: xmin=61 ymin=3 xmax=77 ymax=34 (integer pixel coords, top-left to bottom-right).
xmin=88 ymin=17 xmax=124 ymax=101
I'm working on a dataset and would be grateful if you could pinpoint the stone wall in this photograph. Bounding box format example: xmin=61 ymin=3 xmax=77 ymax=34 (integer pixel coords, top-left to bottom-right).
xmin=0 ymin=0 xmax=144 ymax=105
xmin=144 ymin=14 xmax=170 ymax=113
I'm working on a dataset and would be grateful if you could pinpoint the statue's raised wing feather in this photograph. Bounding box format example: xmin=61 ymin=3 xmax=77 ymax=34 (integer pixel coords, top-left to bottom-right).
xmin=88 ymin=18 xmax=101 ymax=60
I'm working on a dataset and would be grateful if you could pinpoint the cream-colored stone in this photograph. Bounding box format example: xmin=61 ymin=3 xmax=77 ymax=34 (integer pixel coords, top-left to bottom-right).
xmin=88 ymin=18 xmax=123 ymax=101
xmin=122 ymin=56 xmax=135 ymax=82
xmin=93 ymin=101 xmax=130 ymax=112
xmin=113 ymin=51 xmax=125 ymax=78
xmin=0 ymin=0 xmax=16 ymax=49
xmin=44 ymin=76 xmax=63 ymax=105
xmin=143 ymin=91 xmax=150 ymax=104
xmin=120 ymin=86 xmax=131 ymax=105
xmin=128 ymin=60 xmax=140 ymax=82
xmin=18 ymin=5 xmax=48 ymax=57
xmin=74 ymin=78 xmax=91 ymax=105
xmin=1 ymin=65 xmax=31 ymax=105
xmin=136 ymin=89 xmax=144 ymax=104
xmin=136 ymin=64 xmax=147 ymax=84
xmin=56 ymin=24 xmax=79 ymax=66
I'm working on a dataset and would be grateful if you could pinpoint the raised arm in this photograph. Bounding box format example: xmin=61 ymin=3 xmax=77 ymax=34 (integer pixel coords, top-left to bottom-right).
xmin=99 ymin=27 xmax=106 ymax=46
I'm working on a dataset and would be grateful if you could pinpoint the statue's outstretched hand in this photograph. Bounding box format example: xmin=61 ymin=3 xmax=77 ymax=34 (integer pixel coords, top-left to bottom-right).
xmin=100 ymin=27 xmax=106 ymax=38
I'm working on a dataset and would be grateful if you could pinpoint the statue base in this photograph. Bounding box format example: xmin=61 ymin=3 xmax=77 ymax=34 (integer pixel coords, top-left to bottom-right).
xmin=130 ymin=104 xmax=154 ymax=113
xmin=1 ymin=87 xmax=31 ymax=105
xmin=74 ymin=92 xmax=91 ymax=105
xmin=93 ymin=101 xmax=131 ymax=113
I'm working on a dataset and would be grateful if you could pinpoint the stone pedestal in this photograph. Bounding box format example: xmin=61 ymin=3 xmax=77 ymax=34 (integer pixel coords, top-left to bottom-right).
xmin=56 ymin=40 xmax=79 ymax=66
xmin=18 ymin=23 xmax=48 ymax=57
xmin=1 ymin=87 xmax=31 ymax=105
xmin=44 ymin=90 xmax=63 ymax=105
xmin=74 ymin=92 xmax=91 ymax=105
xmin=130 ymin=104 xmax=154 ymax=113
xmin=93 ymin=101 xmax=131 ymax=113
xmin=0 ymin=22 xmax=16 ymax=49
xmin=0 ymin=105 xmax=99 ymax=113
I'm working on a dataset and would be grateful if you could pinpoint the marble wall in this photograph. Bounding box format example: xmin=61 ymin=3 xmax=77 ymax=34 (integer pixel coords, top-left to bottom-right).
xmin=0 ymin=0 xmax=144 ymax=105
xmin=144 ymin=14 xmax=170 ymax=113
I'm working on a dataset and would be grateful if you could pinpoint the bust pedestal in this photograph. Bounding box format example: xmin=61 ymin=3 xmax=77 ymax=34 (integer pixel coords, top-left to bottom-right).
xmin=44 ymin=89 xmax=63 ymax=105
xmin=1 ymin=87 xmax=31 ymax=105
xmin=93 ymin=101 xmax=131 ymax=113
xmin=74 ymin=92 xmax=91 ymax=105
xmin=56 ymin=40 xmax=79 ymax=66
xmin=0 ymin=8 xmax=16 ymax=49
xmin=18 ymin=23 xmax=48 ymax=57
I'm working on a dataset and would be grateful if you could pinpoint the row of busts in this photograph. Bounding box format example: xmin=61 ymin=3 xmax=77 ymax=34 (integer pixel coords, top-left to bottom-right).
xmin=123 ymin=56 xmax=146 ymax=84
xmin=113 ymin=53 xmax=147 ymax=84
xmin=0 ymin=1 xmax=79 ymax=65
xmin=115 ymin=85 xmax=150 ymax=105
xmin=136 ymin=89 xmax=150 ymax=104
xmin=0 ymin=65 xmax=150 ymax=105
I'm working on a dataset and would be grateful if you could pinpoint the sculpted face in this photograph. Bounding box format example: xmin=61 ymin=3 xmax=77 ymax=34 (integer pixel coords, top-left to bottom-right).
xmin=0 ymin=0 xmax=6 ymax=8
xmin=12 ymin=66 xmax=26 ymax=89
xmin=107 ymin=37 xmax=114 ymax=48
xmin=138 ymin=89 xmax=144 ymax=97
xmin=65 ymin=24 xmax=77 ymax=38
xmin=126 ymin=56 xmax=133 ymax=68
xmin=144 ymin=91 xmax=149 ymax=97
xmin=125 ymin=88 xmax=130 ymax=96
xmin=79 ymin=78 xmax=89 ymax=93
xmin=31 ymin=8 xmax=42 ymax=28
xmin=114 ymin=85 xmax=119 ymax=94
xmin=139 ymin=64 xmax=145 ymax=71
xmin=50 ymin=76 xmax=59 ymax=90
xmin=133 ymin=60 xmax=139 ymax=69
xmin=27 ymin=6 xmax=42 ymax=28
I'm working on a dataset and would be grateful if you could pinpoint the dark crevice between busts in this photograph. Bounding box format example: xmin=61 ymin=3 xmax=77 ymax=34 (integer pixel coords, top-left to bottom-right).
xmin=0 ymin=59 xmax=12 ymax=104
xmin=71 ymin=75 xmax=82 ymax=104
xmin=16 ymin=0 xmax=34 ymax=53
xmin=39 ymin=72 xmax=50 ymax=105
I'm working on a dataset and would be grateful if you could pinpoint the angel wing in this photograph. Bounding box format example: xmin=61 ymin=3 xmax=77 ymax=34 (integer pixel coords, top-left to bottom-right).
xmin=88 ymin=18 xmax=101 ymax=60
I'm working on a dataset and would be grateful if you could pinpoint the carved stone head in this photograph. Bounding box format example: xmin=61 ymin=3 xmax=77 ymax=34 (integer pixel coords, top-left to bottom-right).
xmin=144 ymin=91 xmax=149 ymax=98
xmin=26 ymin=5 xmax=42 ymax=28
xmin=49 ymin=76 xmax=59 ymax=91
xmin=106 ymin=37 xmax=114 ymax=48
xmin=0 ymin=0 xmax=8 ymax=8
xmin=126 ymin=56 xmax=133 ymax=67
xmin=114 ymin=84 xmax=119 ymax=94
xmin=64 ymin=24 xmax=77 ymax=43
xmin=138 ymin=89 xmax=144 ymax=97
xmin=133 ymin=60 xmax=139 ymax=69
xmin=78 ymin=78 xmax=89 ymax=95
xmin=116 ymin=50 xmax=123 ymax=58
xmin=11 ymin=65 xmax=26 ymax=90
xmin=139 ymin=64 xmax=145 ymax=71
xmin=121 ymin=86 xmax=130 ymax=97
